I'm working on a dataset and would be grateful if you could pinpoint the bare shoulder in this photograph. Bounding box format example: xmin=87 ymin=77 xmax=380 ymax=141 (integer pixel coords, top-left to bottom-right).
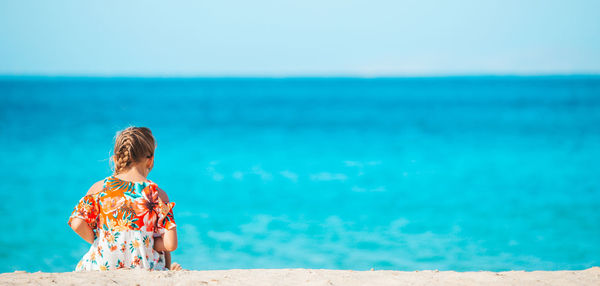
xmin=156 ymin=186 xmax=170 ymax=203
xmin=86 ymin=180 xmax=105 ymax=195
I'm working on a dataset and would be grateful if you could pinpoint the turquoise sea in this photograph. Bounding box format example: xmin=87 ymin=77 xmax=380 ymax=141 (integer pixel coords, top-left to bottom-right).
xmin=0 ymin=76 xmax=599 ymax=272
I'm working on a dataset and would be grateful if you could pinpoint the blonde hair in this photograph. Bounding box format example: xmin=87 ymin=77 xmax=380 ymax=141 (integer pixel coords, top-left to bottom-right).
xmin=112 ymin=126 xmax=156 ymax=174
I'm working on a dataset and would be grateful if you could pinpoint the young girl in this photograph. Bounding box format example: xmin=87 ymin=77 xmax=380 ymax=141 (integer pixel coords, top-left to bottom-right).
xmin=68 ymin=126 xmax=181 ymax=271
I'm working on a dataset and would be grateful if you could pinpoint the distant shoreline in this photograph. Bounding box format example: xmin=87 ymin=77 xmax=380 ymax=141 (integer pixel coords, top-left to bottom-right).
xmin=1 ymin=268 xmax=598 ymax=285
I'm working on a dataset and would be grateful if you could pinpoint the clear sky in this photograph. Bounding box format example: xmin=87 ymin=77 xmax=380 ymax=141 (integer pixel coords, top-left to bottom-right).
xmin=1 ymin=0 xmax=599 ymax=76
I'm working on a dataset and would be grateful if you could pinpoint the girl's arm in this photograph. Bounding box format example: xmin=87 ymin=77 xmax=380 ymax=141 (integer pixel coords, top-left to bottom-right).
xmin=163 ymin=228 xmax=178 ymax=251
xmin=153 ymin=229 xmax=178 ymax=252
xmin=155 ymin=187 xmax=178 ymax=252
xmin=164 ymin=251 xmax=172 ymax=269
xmin=70 ymin=217 xmax=95 ymax=244
xmin=69 ymin=181 xmax=102 ymax=244
xmin=153 ymin=236 xmax=174 ymax=269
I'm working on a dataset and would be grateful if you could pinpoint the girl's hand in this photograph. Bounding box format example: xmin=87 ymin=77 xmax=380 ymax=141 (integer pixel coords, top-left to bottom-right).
xmin=170 ymin=262 xmax=182 ymax=270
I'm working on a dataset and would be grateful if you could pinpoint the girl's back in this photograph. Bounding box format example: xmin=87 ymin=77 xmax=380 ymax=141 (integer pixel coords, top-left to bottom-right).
xmin=69 ymin=176 xmax=175 ymax=270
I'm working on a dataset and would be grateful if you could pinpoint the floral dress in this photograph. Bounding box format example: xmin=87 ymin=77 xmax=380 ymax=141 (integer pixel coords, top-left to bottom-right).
xmin=68 ymin=176 xmax=176 ymax=271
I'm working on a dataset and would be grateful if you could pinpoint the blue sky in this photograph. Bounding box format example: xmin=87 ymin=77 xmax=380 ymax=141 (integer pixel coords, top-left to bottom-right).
xmin=0 ymin=0 xmax=599 ymax=76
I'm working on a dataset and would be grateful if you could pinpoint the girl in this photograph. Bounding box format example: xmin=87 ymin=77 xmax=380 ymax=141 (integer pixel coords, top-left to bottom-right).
xmin=68 ymin=126 xmax=181 ymax=271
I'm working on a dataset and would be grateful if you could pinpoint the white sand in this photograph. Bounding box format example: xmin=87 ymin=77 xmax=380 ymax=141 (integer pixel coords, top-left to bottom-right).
xmin=1 ymin=268 xmax=598 ymax=285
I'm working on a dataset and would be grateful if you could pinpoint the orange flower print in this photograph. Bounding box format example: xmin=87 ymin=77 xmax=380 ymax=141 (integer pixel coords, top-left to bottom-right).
xmin=80 ymin=203 xmax=93 ymax=215
xmin=109 ymin=244 xmax=117 ymax=252
xmin=157 ymin=203 xmax=171 ymax=218
xmin=143 ymin=235 xmax=150 ymax=248
xmin=132 ymin=185 xmax=159 ymax=232
xmin=104 ymin=232 xmax=115 ymax=243
xmin=68 ymin=194 xmax=99 ymax=228
xmin=133 ymin=255 xmax=142 ymax=266
xmin=102 ymin=197 xmax=125 ymax=214
xmin=106 ymin=217 xmax=129 ymax=232
xmin=129 ymin=239 xmax=141 ymax=253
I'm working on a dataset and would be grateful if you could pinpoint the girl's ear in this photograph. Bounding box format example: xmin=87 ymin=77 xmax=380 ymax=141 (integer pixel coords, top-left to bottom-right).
xmin=147 ymin=155 xmax=154 ymax=170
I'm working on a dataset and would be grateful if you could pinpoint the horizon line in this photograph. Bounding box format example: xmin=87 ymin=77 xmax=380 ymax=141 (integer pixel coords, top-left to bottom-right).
xmin=1 ymin=73 xmax=600 ymax=79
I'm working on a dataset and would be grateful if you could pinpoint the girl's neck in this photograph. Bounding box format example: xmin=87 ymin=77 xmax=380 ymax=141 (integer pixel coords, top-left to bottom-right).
xmin=115 ymin=165 xmax=150 ymax=183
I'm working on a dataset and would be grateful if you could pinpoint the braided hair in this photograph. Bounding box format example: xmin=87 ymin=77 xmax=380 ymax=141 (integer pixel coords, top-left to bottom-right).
xmin=112 ymin=127 xmax=156 ymax=174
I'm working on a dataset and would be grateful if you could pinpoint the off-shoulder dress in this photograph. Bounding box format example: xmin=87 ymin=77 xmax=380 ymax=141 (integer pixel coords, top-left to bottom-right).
xmin=68 ymin=176 xmax=176 ymax=271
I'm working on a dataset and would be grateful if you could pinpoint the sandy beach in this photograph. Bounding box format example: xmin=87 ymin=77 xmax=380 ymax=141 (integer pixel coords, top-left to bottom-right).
xmin=1 ymin=268 xmax=598 ymax=285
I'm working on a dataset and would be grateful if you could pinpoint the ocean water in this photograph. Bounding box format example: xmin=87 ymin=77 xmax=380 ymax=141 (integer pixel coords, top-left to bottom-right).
xmin=0 ymin=76 xmax=599 ymax=272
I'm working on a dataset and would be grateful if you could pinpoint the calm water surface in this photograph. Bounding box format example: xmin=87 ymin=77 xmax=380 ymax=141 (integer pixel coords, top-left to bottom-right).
xmin=0 ymin=76 xmax=599 ymax=272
